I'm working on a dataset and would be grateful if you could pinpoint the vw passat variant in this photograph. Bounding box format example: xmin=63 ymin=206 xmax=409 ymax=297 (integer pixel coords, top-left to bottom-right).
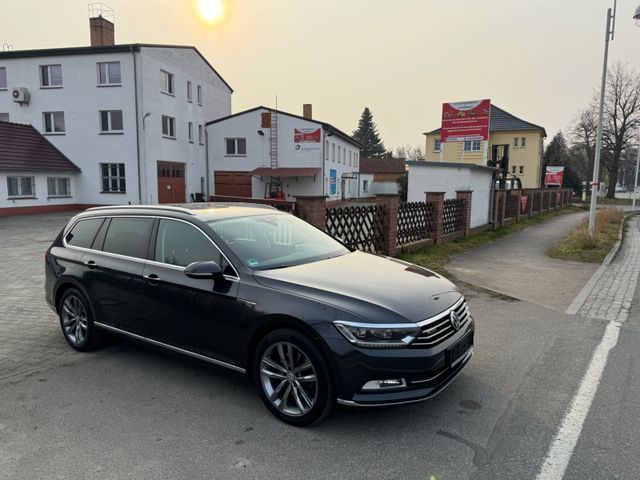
xmin=45 ymin=204 xmax=474 ymax=425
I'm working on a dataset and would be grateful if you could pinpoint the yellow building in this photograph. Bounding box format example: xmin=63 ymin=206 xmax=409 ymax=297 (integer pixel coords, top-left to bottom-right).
xmin=423 ymin=105 xmax=547 ymax=188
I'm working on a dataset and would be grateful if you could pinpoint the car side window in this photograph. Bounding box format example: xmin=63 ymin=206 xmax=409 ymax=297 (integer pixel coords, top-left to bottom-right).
xmin=65 ymin=218 xmax=105 ymax=249
xmin=102 ymin=217 xmax=154 ymax=259
xmin=154 ymin=219 xmax=235 ymax=275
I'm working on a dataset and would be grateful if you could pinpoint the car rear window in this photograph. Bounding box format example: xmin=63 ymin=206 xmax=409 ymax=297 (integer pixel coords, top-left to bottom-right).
xmin=102 ymin=217 xmax=154 ymax=259
xmin=65 ymin=219 xmax=105 ymax=249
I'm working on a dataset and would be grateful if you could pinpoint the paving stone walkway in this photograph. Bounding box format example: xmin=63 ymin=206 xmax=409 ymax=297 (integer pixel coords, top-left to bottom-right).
xmin=577 ymin=218 xmax=640 ymax=322
xmin=0 ymin=212 xmax=84 ymax=384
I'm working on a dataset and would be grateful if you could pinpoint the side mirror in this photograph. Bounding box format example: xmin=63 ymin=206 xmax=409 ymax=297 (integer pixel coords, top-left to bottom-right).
xmin=184 ymin=260 xmax=223 ymax=280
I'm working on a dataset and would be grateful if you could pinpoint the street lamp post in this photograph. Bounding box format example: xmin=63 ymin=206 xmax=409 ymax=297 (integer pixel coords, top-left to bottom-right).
xmin=633 ymin=6 xmax=640 ymax=211
xmin=589 ymin=1 xmax=617 ymax=239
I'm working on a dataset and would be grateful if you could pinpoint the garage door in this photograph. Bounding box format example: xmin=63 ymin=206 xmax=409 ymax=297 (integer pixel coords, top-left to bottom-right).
xmin=214 ymin=171 xmax=252 ymax=197
xmin=157 ymin=161 xmax=186 ymax=204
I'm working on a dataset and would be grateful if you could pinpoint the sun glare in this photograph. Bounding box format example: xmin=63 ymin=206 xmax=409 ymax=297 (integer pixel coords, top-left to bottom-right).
xmin=196 ymin=0 xmax=225 ymax=24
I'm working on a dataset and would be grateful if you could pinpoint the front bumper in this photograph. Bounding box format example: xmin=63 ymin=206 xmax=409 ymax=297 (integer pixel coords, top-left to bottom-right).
xmin=322 ymin=317 xmax=475 ymax=407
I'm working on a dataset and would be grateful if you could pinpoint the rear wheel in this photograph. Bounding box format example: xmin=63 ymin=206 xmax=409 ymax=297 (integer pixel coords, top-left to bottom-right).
xmin=59 ymin=288 xmax=101 ymax=351
xmin=254 ymin=329 xmax=334 ymax=426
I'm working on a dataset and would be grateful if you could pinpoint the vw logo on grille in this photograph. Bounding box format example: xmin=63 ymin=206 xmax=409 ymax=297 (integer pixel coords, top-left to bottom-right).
xmin=450 ymin=311 xmax=461 ymax=330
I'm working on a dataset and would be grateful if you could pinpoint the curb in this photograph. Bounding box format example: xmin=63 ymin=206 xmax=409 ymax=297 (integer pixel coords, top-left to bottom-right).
xmin=565 ymin=211 xmax=637 ymax=315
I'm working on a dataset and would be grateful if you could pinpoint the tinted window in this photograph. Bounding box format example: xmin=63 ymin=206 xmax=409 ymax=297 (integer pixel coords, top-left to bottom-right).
xmin=66 ymin=219 xmax=104 ymax=249
xmin=155 ymin=219 xmax=227 ymax=269
xmin=102 ymin=217 xmax=154 ymax=259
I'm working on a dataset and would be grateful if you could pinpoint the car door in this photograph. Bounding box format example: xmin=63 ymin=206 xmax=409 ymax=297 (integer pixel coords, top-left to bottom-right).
xmin=141 ymin=218 xmax=249 ymax=364
xmin=81 ymin=216 xmax=154 ymax=334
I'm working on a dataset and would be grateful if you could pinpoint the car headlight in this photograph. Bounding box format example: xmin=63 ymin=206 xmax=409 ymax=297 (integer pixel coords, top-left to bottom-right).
xmin=333 ymin=321 xmax=420 ymax=348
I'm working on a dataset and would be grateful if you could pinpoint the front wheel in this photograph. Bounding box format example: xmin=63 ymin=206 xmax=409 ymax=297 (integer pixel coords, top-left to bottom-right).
xmin=254 ymin=329 xmax=334 ymax=426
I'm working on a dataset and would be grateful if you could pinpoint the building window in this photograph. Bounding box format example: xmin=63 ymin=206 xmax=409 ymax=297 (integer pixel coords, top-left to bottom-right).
xmin=434 ymin=139 xmax=441 ymax=152
xmin=325 ymin=140 xmax=329 ymax=160
xmin=197 ymin=85 xmax=202 ymax=105
xmin=47 ymin=177 xmax=70 ymax=197
xmin=43 ymin=112 xmax=65 ymax=134
xmin=0 ymin=67 xmax=6 ymax=90
xmin=332 ymin=143 xmax=335 ymax=161
xmin=343 ymin=148 xmax=346 ymax=164
xmin=521 ymin=137 xmax=526 ymax=147
xmin=519 ymin=165 xmax=524 ymax=175
xmin=198 ymin=125 xmax=204 ymax=145
xmin=514 ymin=137 xmax=519 ymax=147
xmin=463 ymin=140 xmax=481 ymax=151
xmin=100 ymin=163 xmax=126 ymax=193
xmin=161 ymin=115 xmax=176 ymax=138
xmin=40 ymin=64 xmax=63 ymax=87
xmin=99 ymin=110 xmax=123 ymax=133
xmin=349 ymin=151 xmax=352 ymax=166
xmin=7 ymin=176 xmax=35 ymax=198
xmin=187 ymin=81 xmax=193 ymax=102
xmin=363 ymin=180 xmax=369 ymax=193
xmin=97 ymin=62 xmax=121 ymax=85
xmin=0 ymin=113 xmax=9 ymax=122
xmin=225 ymin=138 xmax=246 ymax=155
xmin=161 ymin=70 xmax=174 ymax=95
xmin=188 ymin=122 xmax=194 ymax=143
xmin=512 ymin=165 xmax=517 ymax=174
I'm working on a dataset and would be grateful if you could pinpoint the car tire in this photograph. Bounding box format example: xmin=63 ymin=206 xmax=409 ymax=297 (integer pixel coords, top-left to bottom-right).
xmin=254 ymin=328 xmax=334 ymax=426
xmin=58 ymin=288 xmax=101 ymax=352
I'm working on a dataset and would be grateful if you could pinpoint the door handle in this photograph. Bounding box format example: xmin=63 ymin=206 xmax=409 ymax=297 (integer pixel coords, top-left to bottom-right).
xmin=143 ymin=273 xmax=161 ymax=284
xmin=84 ymin=260 xmax=97 ymax=269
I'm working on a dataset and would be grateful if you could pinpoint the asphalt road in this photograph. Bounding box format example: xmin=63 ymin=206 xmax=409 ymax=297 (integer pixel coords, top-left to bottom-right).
xmin=0 ymin=213 xmax=638 ymax=479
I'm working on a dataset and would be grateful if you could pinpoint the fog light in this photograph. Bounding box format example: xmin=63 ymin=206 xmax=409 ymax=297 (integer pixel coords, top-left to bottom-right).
xmin=361 ymin=378 xmax=407 ymax=391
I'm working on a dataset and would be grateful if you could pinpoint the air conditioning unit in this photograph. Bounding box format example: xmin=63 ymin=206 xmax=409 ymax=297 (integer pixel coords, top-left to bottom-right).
xmin=11 ymin=87 xmax=30 ymax=105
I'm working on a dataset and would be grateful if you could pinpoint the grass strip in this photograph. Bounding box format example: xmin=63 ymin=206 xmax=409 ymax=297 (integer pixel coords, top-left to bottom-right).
xmin=399 ymin=207 xmax=583 ymax=277
xmin=547 ymin=208 xmax=624 ymax=263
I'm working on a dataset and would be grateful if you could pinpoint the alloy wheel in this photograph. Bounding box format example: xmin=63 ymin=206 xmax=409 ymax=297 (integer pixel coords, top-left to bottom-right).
xmin=61 ymin=294 xmax=89 ymax=346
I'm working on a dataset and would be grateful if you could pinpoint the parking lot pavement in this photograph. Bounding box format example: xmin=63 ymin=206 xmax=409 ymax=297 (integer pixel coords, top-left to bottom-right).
xmin=0 ymin=213 xmax=618 ymax=479
xmin=0 ymin=212 xmax=83 ymax=384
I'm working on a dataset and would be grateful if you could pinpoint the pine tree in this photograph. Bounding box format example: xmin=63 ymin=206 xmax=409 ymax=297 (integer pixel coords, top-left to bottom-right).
xmin=352 ymin=107 xmax=386 ymax=157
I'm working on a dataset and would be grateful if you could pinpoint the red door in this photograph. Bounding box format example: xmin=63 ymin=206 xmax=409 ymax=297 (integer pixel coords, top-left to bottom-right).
xmin=157 ymin=161 xmax=186 ymax=203
xmin=214 ymin=171 xmax=252 ymax=197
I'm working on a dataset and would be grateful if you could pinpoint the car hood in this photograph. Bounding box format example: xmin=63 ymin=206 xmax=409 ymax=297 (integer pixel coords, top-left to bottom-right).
xmin=253 ymin=251 xmax=461 ymax=324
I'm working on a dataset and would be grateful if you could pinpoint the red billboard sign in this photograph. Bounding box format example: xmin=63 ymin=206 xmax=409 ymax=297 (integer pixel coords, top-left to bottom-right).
xmin=544 ymin=166 xmax=565 ymax=186
xmin=440 ymin=99 xmax=491 ymax=143
xmin=294 ymin=128 xmax=321 ymax=143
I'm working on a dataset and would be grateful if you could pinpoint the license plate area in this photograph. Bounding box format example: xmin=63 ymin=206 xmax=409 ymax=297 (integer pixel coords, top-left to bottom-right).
xmin=446 ymin=332 xmax=473 ymax=367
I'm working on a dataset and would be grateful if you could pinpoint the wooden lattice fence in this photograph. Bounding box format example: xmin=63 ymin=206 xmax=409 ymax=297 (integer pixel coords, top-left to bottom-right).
xmin=325 ymin=204 xmax=384 ymax=253
xmin=505 ymin=193 xmax=520 ymax=219
xmin=397 ymin=202 xmax=434 ymax=246
xmin=442 ymin=198 xmax=465 ymax=235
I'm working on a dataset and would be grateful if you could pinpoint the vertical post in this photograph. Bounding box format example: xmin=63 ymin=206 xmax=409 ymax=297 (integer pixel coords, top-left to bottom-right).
xmin=456 ymin=190 xmax=473 ymax=235
xmin=546 ymin=189 xmax=552 ymax=212
xmin=295 ymin=195 xmax=327 ymax=230
xmin=493 ymin=190 xmax=506 ymax=228
xmin=589 ymin=7 xmax=615 ymax=238
xmin=514 ymin=189 xmax=523 ymax=221
xmin=426 ymin=192 xmax=445 ymax=244
xmin=376 ymin=194 xmax=400 ymax=256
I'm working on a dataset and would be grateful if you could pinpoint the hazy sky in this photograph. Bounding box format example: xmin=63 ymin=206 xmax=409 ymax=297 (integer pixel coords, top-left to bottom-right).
xmin=3 ymin=0 xmax=640 ymax=151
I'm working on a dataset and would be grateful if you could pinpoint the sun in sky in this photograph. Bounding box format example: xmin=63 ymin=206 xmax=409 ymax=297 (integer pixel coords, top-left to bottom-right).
xmin=196 ymin=0 xmax=225 ymax=24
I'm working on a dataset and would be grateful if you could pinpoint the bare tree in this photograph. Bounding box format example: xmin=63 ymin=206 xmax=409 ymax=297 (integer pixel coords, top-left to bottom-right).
xmin=394 ymin=144 xmax=424 ymax=161
xmin=600 ymin=63 xmax=640 ymax=196
xmin=569 ymin=107 xmax=598 ymax=182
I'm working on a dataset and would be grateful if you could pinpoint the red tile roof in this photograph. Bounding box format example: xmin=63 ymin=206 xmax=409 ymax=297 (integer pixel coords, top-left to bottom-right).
xmin=0 ymin=122 xmax=80 ymax=172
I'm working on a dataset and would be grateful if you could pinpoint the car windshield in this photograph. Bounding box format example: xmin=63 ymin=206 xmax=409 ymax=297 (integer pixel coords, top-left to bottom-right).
xmin=207 ymin=213 xmax=350 ymax=270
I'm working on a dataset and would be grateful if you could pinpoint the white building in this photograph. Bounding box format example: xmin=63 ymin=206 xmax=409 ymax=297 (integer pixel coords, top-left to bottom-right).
xmin=205 ymin=105 xmax=364 ymax=201
xmin=406 ymin=161 xmax=495 ymax=229
xmin=0 ymin=14 xmax=232 ymax=214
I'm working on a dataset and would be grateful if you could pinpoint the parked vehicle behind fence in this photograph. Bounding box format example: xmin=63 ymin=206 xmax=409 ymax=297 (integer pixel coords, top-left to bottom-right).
xmin=45 ymin=204 xmax=474 ymax=425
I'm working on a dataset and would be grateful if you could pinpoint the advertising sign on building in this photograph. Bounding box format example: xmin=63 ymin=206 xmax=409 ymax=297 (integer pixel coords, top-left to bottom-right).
xmin=544 ymin=166 xmax=565 ymax=186
xmin=294 ymin=127 xmax=321 ymax=151
xmin=440 ymin=99 xmax=491 ymax=143
xmin=329 ymin=169 xmax=337 ymax=195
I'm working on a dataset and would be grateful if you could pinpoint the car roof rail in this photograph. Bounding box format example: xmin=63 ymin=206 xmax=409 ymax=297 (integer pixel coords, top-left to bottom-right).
xmin=85 ymin=205 xmax=196 ymax=215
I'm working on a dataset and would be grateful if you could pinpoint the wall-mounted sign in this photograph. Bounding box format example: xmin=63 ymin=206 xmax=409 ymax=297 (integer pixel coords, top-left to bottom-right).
xmin=294 ymin=128 xmax=321 ymax=151
xmin=441 ymin=99 xmax=491 ymax=143
xmin=329 ymin=169 xmax=337 ymax=195
xmin=544 ymin=166 xmax=565 ymax=186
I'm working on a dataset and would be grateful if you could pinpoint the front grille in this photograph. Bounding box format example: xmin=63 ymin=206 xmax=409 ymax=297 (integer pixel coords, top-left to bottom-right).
xmin=410 ymin=297 xmax=470 ymax=348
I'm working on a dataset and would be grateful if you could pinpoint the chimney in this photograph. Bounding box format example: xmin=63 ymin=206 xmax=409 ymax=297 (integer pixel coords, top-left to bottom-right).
xmin=303 ymin=104 xmax=313 ymax=120
xmin=89 ymin=4 xmax=115 ymax=47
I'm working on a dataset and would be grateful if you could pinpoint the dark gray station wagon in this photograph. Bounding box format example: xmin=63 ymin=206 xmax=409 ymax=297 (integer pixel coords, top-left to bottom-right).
xmin=45 ymin=204 xmax=474 ymax=425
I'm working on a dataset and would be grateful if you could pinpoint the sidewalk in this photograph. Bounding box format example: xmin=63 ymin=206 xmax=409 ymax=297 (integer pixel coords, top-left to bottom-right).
xmin=446 ymin=211 xmax=599 ymax=312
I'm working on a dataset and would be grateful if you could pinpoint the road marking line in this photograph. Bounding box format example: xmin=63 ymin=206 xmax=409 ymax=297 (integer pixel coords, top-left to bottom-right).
xmin=535 ymin=320 xmax=621 ymax=480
